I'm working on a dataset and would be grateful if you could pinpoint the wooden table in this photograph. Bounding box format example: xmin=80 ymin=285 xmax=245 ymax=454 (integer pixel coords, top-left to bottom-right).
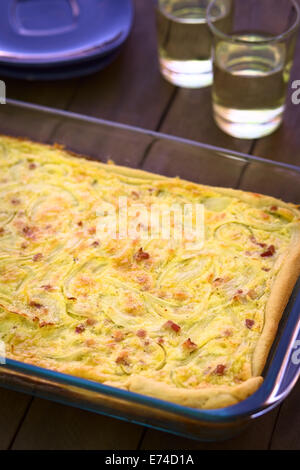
xmin=1 ymin=0 xmax=299 ymax=450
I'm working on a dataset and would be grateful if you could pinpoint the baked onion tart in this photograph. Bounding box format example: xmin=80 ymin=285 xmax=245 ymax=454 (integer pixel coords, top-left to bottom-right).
xmin=0 ymin=135 xmax=299 ymax=409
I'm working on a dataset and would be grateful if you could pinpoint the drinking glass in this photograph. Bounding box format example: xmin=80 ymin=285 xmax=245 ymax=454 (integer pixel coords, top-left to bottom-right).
xmin=156 ymin=0 xmax=233 ymax=88
xmin=207 ymin=0 xmax=300 ymax=138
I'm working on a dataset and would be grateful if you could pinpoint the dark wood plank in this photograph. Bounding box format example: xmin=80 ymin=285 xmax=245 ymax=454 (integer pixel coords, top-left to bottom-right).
xmin=141 ymin=408 xmax=279 ymax=450
xmin=141 ymin=136 xmax=246 ymax=188
xmin=66 ymin=0 xmax=174 ymax=130
xmin=5 ymin=77 xmax=80 ymax=109
xmin=12 ymin=398 xmax=142 ymax=450
xmin=0 ymin=388 xmax=31 ymax=450
xmin=252 ymin=3 xmax=300 ymax=166
xmin=157 ymin=87 xmax=254 ymax=154
xmin=270 ymin=380 xmax=300 ymax=450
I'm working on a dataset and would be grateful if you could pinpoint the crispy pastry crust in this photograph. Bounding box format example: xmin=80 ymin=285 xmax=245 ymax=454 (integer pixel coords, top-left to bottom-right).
xmin=1 ymin=136 xmax=300 ymax=409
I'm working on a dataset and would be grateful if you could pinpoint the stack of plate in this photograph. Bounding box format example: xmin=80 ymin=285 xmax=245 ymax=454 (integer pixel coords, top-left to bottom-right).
xmin=0 ymin=0 xmax=134 ymax=80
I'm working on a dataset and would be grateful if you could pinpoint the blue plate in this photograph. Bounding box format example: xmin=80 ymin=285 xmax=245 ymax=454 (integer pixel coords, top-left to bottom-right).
xmin=0 ymin=49 xmax=120 ymax=80
xmin=0 ymin=0 xmax=133 ymax=66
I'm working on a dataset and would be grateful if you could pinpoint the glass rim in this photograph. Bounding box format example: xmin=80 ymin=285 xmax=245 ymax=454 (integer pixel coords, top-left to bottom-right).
xmin=206 ymin=0 xmax=300 ymax=45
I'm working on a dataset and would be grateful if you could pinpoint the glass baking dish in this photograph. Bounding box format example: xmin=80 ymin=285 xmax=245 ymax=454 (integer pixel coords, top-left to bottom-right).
xmin=0 ymin=99 xmax=299 ymax=442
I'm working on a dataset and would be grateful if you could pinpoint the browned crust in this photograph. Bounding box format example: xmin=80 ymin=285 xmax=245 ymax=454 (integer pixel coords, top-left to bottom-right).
xmin=125 ymin=375 xmax=264 ymax=409
xmin=1 ymin=134 xmax=300 ymax=409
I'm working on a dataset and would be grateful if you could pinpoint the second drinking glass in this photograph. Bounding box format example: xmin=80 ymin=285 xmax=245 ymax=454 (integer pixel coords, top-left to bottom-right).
xmin=207 ymin=0 xmax=300 ymax=139
xmin=156 ymin=0 xmax=233 ymax=88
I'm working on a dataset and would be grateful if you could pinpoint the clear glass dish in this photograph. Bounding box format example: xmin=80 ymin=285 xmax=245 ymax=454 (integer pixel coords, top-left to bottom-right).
xmin=0 ymin=99 xmax=299 ymax=442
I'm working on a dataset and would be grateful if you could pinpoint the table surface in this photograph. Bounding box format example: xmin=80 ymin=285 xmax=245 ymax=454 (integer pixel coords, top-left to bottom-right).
xmin=0 ymin=0 xmax=300 ymax=450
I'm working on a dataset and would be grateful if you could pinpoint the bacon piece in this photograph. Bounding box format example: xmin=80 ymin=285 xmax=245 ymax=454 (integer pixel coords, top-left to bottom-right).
xmin=86 ymin=318 xmax=97 ymax=326
xmin=182 ymin=338 xmax=197 ymax=351
xmin=116 ymin=350 xmax=129 ymax=365
xmin=39 ymin=321 xmax=54 ymax=328
xmin=261 ymin=245 xmax=275 ymax=257
xmin=233 ymin=289 xmax=244 ymax=302
xmin=163 ymin=320 xmax=181 ymax=333
xmin=29 ymin=301 xmax=43 ymax=309
xmin=0 ymin=227 xmax=4 ymax=235
xmin=250 ymin=235 xmax=267 ymax=248
xmin=11 ymin=198 xmax=21 ymax=205
xmin=41 ymin=284 xmax=54 ymax=292
xmin=270 ymin=205 xmax=278 ymax=212
xmin=88 ymin=226 xmax=96 ymax=235
xmin=33 ymin=253 xmax=43 ymax=262
xmin=75 ymin=324 xmax=85 ymax=334
xmin=158 ymin=336 xmax=164 ymax=345
xmin=22 ymin=226 xmax=36 ymax=239
xmin=91 ymin=241 xmax=99 ymax=247
xmin=214 ymin=364 xmax=226 ymax=376
xmin=29 ymin=162 xmax=36 ymax=170
xmin=245 ymin=319 xmax=255 ymax=329
xmin=77 ymin=221 xmax=83 ymax=227
xmin=136 ymin=329 xmax=147 ymax=338
xmin=223 ymin=329 xmax=232 ymax=337
xmin=134 ymin=248 xmax=150 ymax=261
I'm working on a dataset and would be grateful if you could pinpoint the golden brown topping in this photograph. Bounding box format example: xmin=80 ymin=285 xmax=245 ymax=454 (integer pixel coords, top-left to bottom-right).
xmin=112 ymin=330 xmax=124 ymax=342
xmin=213 ymin=276 xmax=230 ymax=287
xmin=247 ymin=289 xmax=257 ymax=300
xmin=173 ymin=291 xmax=188 ymax=300
xmin=182 ymin=338 xmax=197 ymax=351
xmin=131 ymin=190 xmax=140 ymax=199
xmin=86 ymin=318 xmax=97 ymax=326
